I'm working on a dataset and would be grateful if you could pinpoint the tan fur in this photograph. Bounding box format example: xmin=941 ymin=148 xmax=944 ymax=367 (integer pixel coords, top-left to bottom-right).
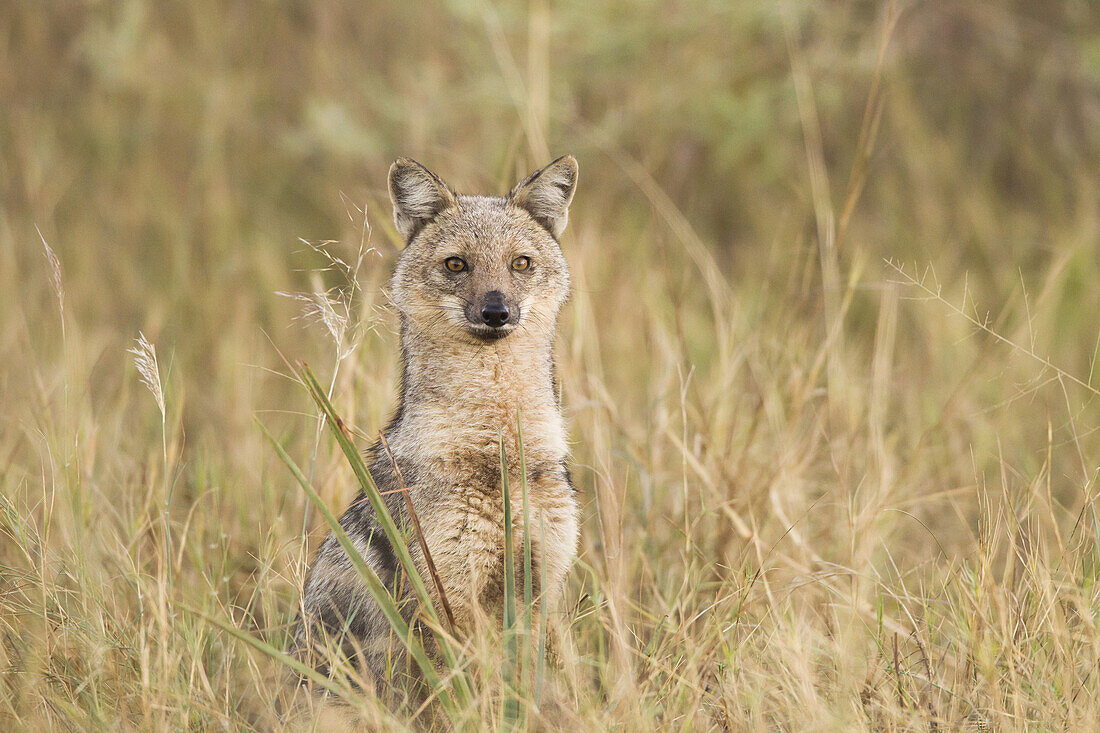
xmin=294 ymin=156 xmax=580 ymax=683
xmin=390 ymin=341 xmax=577 ymax=630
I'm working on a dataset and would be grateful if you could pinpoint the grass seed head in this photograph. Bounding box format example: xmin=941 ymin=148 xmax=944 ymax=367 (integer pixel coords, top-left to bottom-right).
xmin=128 ymin=332 xmax=165 ymax=418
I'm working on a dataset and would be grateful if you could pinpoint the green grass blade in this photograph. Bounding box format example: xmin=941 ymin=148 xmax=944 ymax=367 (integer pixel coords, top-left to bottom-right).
xmin=500 ymin=431 xmax=520 ymax=729
xmin=256 ymin=419 xmax=458 ymax=719
xmin=518 ymin=409 xmax=534 ymax=713
xmin=519 ymin=412 xmax=533 ymax=639
xmin=294 ymin=365 xmax=474 ymax=709
xmin=535 ymin=511 xmax=548 ymax=705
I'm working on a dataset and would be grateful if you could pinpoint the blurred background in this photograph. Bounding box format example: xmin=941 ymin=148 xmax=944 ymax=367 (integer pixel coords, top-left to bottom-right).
xmin=4 ymin=1 xmax=1099 ymax=431
xmin=3 ymin=1 xmax=1100 ymax=728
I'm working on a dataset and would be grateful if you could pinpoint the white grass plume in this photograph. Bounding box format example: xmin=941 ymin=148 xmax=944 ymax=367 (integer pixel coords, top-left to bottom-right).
xmin=129 ymin=332 xmax=166 ymax=418
xmin=278 ymin=226 xmax=376 ymax=362
xmin=276 ymin=288 xmax=351 ymax=355
xmin=36 ymin=225 xmax=65 ymax=328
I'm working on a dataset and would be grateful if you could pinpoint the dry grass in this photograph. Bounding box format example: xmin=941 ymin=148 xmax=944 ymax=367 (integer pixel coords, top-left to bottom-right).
xmin=3 ymin=1 xmax=1100 ymax=730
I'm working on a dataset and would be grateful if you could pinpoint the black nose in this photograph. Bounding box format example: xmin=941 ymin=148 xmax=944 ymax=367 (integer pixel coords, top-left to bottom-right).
xmin=480 ymin=301 xmax=510 ymax=328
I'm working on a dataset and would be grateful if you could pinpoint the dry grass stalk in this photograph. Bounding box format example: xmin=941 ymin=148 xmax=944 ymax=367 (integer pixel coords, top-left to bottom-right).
xmin=378 ymin=431 xmax=457 ymax=633
xmin=36 ymin=225 xmax=64 ymax=329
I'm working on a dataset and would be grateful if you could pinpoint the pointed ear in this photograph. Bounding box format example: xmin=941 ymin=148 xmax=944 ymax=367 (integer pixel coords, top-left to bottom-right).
xmin=509 ymin=155 xmax=578 ymax=239
xmin=388 ymin=158 xmax=457 ymax=240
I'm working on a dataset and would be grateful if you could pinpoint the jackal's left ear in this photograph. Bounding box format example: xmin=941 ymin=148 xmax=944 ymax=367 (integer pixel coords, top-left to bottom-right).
xmin=388 ymin=158 xmax=458 ymax=240
xmin=509 ymin=156 xmax=578 ymax=239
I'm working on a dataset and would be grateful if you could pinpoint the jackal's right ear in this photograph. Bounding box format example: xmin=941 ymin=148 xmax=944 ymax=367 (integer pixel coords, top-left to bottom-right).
xmin=388 ymin=158 xmax=457 ymax=240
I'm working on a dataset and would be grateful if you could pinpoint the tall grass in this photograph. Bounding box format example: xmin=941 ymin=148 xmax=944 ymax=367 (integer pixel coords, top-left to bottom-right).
xmin=3 ymin=1 xmax=1100 ymax=729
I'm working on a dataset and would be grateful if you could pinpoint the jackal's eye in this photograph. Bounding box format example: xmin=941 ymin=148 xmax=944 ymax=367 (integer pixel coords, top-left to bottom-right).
xmin=444 ymin=257 xmax=467 ymax=273
xmin=511 ymin=256 xmax=530 ymax=272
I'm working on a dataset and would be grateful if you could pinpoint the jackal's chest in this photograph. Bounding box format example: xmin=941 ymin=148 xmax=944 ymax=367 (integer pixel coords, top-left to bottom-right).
xmin=424 ymin=468 xmax=571 ymax=563
xmin=416 ymin=470 xmax=578 ymax=624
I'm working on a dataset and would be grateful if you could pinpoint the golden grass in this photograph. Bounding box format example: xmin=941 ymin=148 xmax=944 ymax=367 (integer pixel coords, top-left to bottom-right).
xmin=3 ymin=1 xmax=1100 ymax=729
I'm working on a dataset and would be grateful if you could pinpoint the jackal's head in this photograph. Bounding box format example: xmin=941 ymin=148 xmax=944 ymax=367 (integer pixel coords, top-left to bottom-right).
xmin=387 ymin=156 xmax=577 ymax=345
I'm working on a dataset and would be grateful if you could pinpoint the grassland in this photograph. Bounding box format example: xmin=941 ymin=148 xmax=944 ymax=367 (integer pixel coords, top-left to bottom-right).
xmin=3 ymin=1 xmax=1100 ymax=729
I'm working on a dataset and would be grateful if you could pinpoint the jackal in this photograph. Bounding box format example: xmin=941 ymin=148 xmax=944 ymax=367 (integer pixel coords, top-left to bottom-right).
xmin=293 ymin=156 xmax=581 ymax=686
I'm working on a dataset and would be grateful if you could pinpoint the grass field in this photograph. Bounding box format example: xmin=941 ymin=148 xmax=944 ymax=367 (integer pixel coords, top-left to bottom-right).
xmin=3 ymin=1 xmax=1100 ymax=729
